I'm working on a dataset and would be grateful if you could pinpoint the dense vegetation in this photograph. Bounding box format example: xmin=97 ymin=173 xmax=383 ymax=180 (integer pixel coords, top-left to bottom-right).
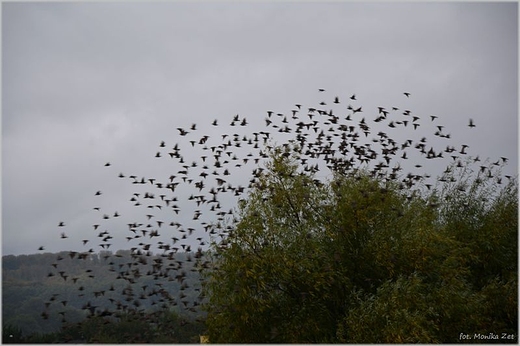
xmin=204 ymin=147 xmax=518 ymax=343
xmin=3 ymin=311 xmax=205 ymax=344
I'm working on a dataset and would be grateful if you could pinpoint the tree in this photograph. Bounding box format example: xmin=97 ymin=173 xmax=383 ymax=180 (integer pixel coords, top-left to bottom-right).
xmin=204 ymin=145 xmax=339 ymax=342
xmin=204 ymin=145 xmax=517 ymax=343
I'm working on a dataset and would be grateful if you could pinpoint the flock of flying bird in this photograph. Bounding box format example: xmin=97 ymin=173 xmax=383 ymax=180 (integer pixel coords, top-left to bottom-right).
xmin=40 ymin=89 xmax=511 ymax=328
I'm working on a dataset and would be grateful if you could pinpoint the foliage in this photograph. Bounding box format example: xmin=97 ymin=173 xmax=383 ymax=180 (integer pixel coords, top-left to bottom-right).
xmin=204 ymin=147 xmax=518 ymax=343
xmin=2 ymin=310 xmax=205 ymax=344
xmin=56 ymin=310 xmax=204 ymax=343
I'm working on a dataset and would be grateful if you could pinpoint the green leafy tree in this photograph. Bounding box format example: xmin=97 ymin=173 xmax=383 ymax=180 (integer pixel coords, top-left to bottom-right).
xmin=205 ymin=145 xmax=338 ymax=342
xmin=204 ymin=146 xmax=517 ymax=343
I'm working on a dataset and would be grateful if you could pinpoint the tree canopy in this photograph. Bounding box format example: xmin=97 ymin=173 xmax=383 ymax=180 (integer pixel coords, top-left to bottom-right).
xmin=204 ymin=145 xmax=517 ymax=343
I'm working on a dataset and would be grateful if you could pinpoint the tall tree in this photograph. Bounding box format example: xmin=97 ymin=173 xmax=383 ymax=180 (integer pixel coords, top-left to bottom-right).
xmin=204 ymin=146 xmax=517 ymax=343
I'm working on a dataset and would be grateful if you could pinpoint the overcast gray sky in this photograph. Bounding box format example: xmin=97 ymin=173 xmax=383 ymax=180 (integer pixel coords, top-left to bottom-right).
xmin=2 ymin=2 xmax=518 ymax=256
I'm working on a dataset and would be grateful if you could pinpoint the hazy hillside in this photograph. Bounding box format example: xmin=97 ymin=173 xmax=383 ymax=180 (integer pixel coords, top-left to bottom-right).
xmin=2 ymin=250 xmax=206 ymax=341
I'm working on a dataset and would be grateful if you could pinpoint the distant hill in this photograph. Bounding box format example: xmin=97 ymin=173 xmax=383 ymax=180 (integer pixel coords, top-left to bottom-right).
xmin=2 ymin=250 xmax=206 ymax=340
